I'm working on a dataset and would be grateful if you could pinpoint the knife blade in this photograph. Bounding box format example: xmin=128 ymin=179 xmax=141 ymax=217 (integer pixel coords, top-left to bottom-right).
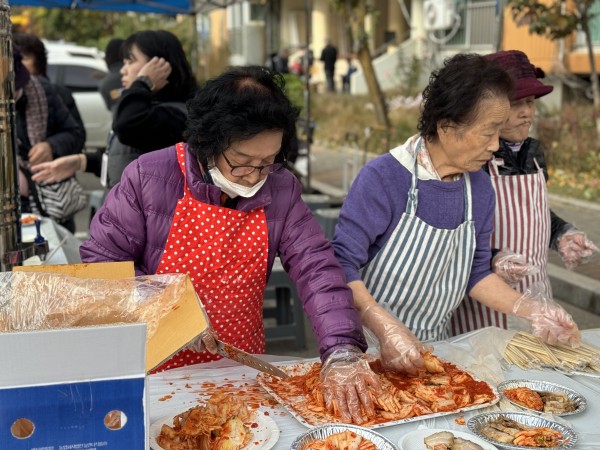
xmin=215 ymin=339 xmax=289 ymax=378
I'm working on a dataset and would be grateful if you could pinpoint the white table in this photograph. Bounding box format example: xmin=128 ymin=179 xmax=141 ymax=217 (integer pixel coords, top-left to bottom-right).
xmin=148 ymin=328 xmax=600 ymax=449
xmin=21 ymin=217 xmax=82 ymax=266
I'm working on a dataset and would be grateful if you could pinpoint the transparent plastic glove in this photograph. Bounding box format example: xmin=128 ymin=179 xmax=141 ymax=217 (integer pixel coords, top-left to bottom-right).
xmin=361 ymin=303 xmax=427 ymax=374
xmin=184 ymin=327 xmax=219 ymax=354
xmin=321 ymin=346 xmax=382 ymax=424
xmin=512 ymin=289 xmax=580 ymax=347
xmin=557 ymin=230 xmax=598 ymax=270
xmin=492 ymin=248 xmax=538 ymax=285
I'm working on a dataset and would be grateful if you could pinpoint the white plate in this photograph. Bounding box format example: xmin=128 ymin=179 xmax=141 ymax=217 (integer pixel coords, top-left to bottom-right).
xmin=149 ymin=410 xmax=280 ymax=450
xmin=20 ymin=213 xmax=40 ymax=227
xmin=398 ymin=428 xmax=498 ymax=450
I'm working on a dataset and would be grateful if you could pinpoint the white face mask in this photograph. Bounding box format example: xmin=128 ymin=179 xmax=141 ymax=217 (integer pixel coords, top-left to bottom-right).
xmin=208 ymin=165 xmax=267 ymax=198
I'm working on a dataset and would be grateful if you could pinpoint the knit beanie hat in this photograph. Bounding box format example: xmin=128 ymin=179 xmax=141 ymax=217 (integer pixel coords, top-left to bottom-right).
xmin=485 ymin=50 xmax=553 ymax=100
xmin=13 ymin=45 xmax=31 ymax=91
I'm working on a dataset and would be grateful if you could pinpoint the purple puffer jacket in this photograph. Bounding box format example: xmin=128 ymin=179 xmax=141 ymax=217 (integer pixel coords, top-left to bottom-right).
xmin=80 ymin=144 xmax=367 ymax=360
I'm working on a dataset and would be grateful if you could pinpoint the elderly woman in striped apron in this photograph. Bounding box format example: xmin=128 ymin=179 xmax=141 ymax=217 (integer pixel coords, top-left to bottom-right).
xmin=451 ymin=50 xmax=598 ymax=336
xmin=332 ymin=54 xmax=581 ymax=374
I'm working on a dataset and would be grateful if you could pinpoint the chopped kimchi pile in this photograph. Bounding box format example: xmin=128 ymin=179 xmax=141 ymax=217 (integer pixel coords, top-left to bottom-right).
xmin=261 ymin=353 xmax=496 ymax=426
xmin=157 ymin=392 xmax=253 ymax=450
xmin=303 ymin=430 xmax=376 ymax=450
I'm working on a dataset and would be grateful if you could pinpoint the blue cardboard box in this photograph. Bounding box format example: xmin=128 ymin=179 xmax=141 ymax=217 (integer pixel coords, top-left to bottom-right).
xmin=0 ymin=324 xmax=148 ymax=449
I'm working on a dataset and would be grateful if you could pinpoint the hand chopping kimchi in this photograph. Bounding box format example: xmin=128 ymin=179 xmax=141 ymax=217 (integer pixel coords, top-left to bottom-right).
xmin=259 ymin=353 xmax=496 ymax=426
xmin=156 ymin=392 xmax=253 ymax=450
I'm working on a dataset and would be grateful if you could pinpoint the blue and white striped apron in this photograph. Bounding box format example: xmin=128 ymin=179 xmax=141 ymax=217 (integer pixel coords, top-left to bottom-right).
xmin=450 ymin=158 xmax=551 ymax=335
xmin=360 ymin=142 xmax=477 ymax=342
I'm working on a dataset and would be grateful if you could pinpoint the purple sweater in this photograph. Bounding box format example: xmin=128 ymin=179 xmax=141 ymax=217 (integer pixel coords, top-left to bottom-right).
xmin=332 ymin=152 xmax=495 ymax=294
xmin=80 ymin=144 xmax=367 ymax=360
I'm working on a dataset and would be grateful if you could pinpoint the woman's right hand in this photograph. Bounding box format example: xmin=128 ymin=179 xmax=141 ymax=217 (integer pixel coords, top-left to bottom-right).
xmin=361 ymin=303 xmax=426 ymax=374
xmin=31 ymin=154 xmax=82 ymax=184
xmin=185 ymin=327 xmax=219 ymax=354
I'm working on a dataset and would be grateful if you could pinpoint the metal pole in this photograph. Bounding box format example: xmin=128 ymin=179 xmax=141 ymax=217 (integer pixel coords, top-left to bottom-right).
xmin=303 ymin=0 xmax=312 ymax=192
xmin=0 ymin=0 xmax=21 ymax=271
xmin=0 ymin=0 xmax=48 ymax=270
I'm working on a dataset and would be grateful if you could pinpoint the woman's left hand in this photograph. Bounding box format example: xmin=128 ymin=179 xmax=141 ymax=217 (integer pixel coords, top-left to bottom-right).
xmin=321 ymin=346 xmax=381 ymax=424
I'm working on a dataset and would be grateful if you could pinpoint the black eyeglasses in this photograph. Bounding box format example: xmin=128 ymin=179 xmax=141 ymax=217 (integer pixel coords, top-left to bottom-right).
xmin=221 ymin=151 xmax=285 ymax=177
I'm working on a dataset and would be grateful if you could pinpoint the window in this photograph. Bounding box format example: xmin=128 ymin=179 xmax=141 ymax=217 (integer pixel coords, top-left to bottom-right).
xmin=54 ymin=64 xmax=107 ymax=93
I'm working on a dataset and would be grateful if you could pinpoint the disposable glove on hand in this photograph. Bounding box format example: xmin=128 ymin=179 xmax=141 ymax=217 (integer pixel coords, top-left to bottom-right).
xmin=557 ymin=230 xmax=598 ymax=270
xmin=185 ymin=327 xmax=219 ymax=354
xmin=512 ymin=291 xmax=580 ymax=347
xmin=321 ymin=346 xmax=381 ymax=424
xmin=361 ymin=303 xmax=426 ymax=375
xmin=492 ymin=249 xmax=538 ymax=285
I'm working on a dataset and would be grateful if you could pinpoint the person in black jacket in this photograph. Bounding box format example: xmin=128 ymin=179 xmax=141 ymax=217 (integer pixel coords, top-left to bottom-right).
xmin=13 ymin=32 xmax=86 ymax=141
xmin=320 ymin=39 xmax=338 ymax=92
xmin=485 ymin=50 xmax=597 ymax=270
xmin=99 ymin=38 xmax=125 ymax=111
xmin=14 ymin=46 xmax=86 ymax=233
xmin=104 ymin=29 xmax=197 ymax=188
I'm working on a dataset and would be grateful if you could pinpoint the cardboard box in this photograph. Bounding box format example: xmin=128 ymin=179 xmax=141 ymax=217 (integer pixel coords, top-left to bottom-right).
xmin=0 ymin=323 xmax=147 ymax=449
xmin=14 ymin=261 xmax=208 ymax=372
xmin=2 ymin=261 xmax=207 ymax=449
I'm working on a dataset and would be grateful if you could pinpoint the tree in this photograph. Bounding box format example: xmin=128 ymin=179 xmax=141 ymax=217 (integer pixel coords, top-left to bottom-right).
xmin=331 ymin=0 xmax=391 ymax=145
xmin=509 ymin=0 xmax=600 ymax=136
xmin=11 ymin=7 xmax=198 ymax=77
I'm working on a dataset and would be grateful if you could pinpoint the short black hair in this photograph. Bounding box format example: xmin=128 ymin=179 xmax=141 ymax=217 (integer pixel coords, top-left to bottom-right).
xmin=122 ymin=30 xmax=196 ymax=102
xmin=184 ymin=66 xmax=299 ymax=167
xmin=418 ymin=53 xmax=514 ymax=140
xmin=13 ymin=32 xmax=47 ymax=77
xmin=105 ymin=38 xmax=124 ymax=67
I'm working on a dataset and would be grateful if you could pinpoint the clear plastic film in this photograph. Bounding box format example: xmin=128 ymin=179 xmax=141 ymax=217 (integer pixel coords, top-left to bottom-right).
xmin=0 ymin=271 xmax=187 ymax=339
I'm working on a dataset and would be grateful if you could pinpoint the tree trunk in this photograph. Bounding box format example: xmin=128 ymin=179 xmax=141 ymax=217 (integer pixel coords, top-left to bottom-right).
xmin=343 ymin=0 xmax=391 ymax=145
xmin=580 ymin=6 xmax=600 ymax=137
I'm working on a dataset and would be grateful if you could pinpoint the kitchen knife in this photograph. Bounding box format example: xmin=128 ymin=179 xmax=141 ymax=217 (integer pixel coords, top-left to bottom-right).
xmin=215 ymin=339 xmax=289 ymax=378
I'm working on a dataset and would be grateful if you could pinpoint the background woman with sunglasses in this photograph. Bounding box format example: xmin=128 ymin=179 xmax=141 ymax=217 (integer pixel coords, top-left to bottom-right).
xmin=81 ymin=66 xmax=380 ymax=425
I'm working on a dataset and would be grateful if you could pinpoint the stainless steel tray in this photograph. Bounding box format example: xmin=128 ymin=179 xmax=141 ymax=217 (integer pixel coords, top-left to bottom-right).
xmin=257 ymin=359 xmax=499 ymax=429
xmin=497 ymin=379 xmax=586 ymax=416
xmin=467 ymin=412 xmax=577 ymax=450
xmin=290 ymin=423 xmax=399 ymax=450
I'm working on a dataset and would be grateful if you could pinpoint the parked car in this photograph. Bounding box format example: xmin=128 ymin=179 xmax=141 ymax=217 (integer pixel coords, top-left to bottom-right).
xmin=44 ymin=41 xmax=112 ymax=151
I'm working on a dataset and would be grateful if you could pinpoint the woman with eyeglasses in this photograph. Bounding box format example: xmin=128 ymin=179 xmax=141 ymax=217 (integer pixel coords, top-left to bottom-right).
xmin=80 ymin=66 xmax=381 ymax=425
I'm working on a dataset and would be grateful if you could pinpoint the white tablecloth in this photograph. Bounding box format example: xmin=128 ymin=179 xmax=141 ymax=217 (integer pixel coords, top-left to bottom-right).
xmin=148 ymin=328 xmax=600 ymax=449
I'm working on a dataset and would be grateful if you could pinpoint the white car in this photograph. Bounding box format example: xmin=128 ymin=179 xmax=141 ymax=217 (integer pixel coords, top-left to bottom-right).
xmin=44 ymin=41 xmax=113 ymax=151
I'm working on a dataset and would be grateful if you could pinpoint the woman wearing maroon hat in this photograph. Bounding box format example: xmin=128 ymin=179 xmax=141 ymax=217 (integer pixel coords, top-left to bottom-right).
xmin=451 ymin=50 xmax=598 ymax=335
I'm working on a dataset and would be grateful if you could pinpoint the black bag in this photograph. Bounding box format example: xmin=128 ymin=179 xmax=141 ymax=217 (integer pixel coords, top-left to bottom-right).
xmin=25 ymin=172 xmax=88 ymax=222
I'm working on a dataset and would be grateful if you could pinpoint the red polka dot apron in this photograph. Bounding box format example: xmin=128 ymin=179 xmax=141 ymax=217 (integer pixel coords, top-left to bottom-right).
xmin=449 ymin=158 xmax=551 ymax=335
xmin=152 ymin=143 xmax=268 ymax=372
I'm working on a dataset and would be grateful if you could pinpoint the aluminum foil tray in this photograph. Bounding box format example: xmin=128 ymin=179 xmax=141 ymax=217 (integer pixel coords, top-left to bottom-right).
xmin=467 ymin=412 xmax=577 ymax=450
xmin=290 ymin=423 xmax=399 ymax=450
xmin=497 ymin=379 xmax=586 ymax=416
xmin=257 ymin=360 xmax=500 ymax=429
